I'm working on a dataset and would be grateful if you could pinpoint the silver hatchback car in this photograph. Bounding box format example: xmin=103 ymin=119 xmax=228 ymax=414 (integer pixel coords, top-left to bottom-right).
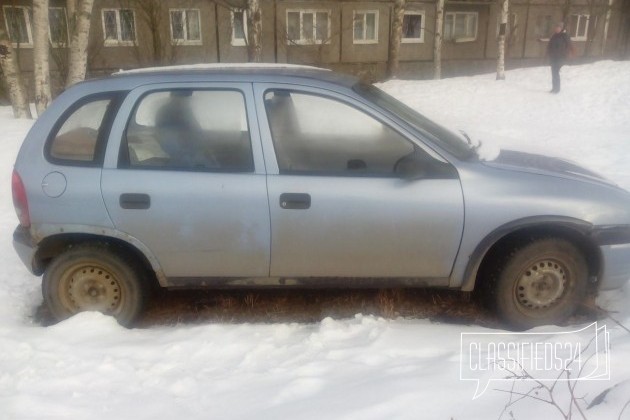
xmin=12 ymin=65 xmax=630 ymax=329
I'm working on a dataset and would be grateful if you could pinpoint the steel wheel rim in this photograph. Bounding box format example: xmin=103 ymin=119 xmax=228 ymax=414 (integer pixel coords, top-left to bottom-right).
xmin=59 ymin=263 xmax=122 ymax=314
xmin=515 ymin=259 xmax=567 ymax=311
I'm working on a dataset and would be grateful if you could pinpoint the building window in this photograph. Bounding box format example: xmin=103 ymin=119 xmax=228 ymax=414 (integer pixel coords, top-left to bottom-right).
xmin=232 ymin=10 xmax=247 ymax=46
xmin=402 ymin=11 xmax=424 ymax=43
xmin=286 ymin=9 xmax=331 ymax=45
xmin=444 ymin=12 xmax=478 ymax=42
xmin=570 ymin=14 xmax=591 ymax=41
xmin=102 ymin=9 xmax=136 ymax=45
xmin=49 ymin=7 xmax=68 ymax=46
xmin=3 ymin=6 xmax=33 ymax=46
xmin=170 ymin=9 xmax=201 ymax=44
xmin=353 ymin=11 xmax=378 ymax=44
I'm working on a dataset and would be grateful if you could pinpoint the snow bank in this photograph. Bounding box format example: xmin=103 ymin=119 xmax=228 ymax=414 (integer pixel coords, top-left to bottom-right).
xmin=378 ymin=60 xmax=630 ymax=190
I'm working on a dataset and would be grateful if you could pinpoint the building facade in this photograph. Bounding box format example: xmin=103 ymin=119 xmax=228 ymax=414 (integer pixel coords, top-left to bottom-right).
xmin=1 ymin=0 xmax=628 ymax=90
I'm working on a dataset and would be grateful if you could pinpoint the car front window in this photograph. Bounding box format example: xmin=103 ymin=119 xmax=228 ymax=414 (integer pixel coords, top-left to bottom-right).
xmin=353 ymin=83 xmax=475 ymax=160
xmin=264 ymin=89 xmax=416 ymax=176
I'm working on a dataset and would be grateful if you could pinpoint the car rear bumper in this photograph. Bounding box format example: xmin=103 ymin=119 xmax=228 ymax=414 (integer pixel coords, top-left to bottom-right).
xmin=12 ymin=225 xmax=39 ymax=275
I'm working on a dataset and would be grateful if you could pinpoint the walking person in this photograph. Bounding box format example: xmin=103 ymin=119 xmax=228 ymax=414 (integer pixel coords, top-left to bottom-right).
xmin=547 ymin=22 xmax=574 ymax=93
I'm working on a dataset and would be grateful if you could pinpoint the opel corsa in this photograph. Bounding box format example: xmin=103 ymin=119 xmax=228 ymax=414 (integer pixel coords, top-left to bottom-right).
xmin=12 ymin=65 xmax=630 ymax=329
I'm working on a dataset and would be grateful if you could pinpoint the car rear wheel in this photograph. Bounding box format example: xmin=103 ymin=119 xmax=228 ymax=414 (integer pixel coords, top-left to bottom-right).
xmin=42 ymin=243 xmax=146 ymax=326
xmin=493 ymin=238 xmax=588 ymax=330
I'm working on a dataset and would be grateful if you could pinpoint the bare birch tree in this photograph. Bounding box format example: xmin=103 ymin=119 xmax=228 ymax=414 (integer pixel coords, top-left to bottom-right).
xmin=136 ymin=0 xmax=167 ymax=65
xmin=246 ymin=0 xmax=262 ymax=62
xmin=33 ymin=0 xmax=52 ymax=115
xmin=211 ymin=0 xmax=262 ymax=61
xmin=0 ymin=27 xmax=32 ymax=118
xmin=119 ymin=0 xmax=177 ymax=66
xmin=602 ymin=0 xmax=615 ymax=54
xmin=433 ymin=0 xmax=445 ymax=79
xmin=496 ymin=0 xmax=509 ymax=80
xmin=66 ymin=0 xmax=95 ymax=88
xmin=583 ymin=0 xmax=608 ymax=57
xmin=387 ymin=0 xmax=406 ymax=78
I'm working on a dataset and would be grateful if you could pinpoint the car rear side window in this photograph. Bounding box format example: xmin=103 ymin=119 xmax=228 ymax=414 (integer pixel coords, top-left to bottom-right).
xmin=123 ymin=89 xmax=254 ymax=172
xmin=47 ymin=97 xmax=116 ymax=164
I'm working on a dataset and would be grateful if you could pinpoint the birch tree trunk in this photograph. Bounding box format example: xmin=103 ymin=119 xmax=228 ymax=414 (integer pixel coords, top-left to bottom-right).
xmin=496 ymin=0 xmax=509 ymax=80
xmin=0 ymin=27 xmax=32 ymax=118
xmin=246 ymin=0 xmax=262 ymax=62
xmin=602 ymin=0 xmax=615 ymax=55
xmin=33 ymin=0 xmax=52 ymax=115
xmin=66 ymin=0 xmax=95 ymax=88
xmin=433 ymin=0 xmax=445 ymax=79
xmin=387 ymin=0 xmax=406 ymax=78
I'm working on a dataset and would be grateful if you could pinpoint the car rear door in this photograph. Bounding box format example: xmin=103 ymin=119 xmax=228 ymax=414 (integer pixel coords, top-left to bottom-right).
xmin=101 ymin=83 xmax=270 ymax=280
xmin=254 ymin=83 xmax=465 ymax=281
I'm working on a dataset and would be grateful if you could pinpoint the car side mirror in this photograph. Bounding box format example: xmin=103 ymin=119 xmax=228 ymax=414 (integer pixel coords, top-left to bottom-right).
xmin=394 ymin=153 xmax=427 ymax=180
xmin=395 ymin=149 xmax=458 ymax=180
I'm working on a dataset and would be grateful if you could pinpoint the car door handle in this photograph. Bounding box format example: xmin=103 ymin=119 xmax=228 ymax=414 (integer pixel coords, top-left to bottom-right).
xmin=120 ymin=193 xmax=151 ymax=210
xmin=279 ymin=193 xmax=311 ymax=210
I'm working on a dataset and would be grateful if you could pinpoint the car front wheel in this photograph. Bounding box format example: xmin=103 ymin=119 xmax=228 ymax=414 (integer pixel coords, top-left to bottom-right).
xmin=42 ymin=243 xmax=146 ymax=326
xmin=494 ymin=238 xmax=588 ymax=330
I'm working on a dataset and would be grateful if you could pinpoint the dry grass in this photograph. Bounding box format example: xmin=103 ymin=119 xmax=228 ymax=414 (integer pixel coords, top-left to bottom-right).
xmin=34 ymin=287 xmax=599 ymax=328
xmin=133 ymin=287 xmax=499 ymax=328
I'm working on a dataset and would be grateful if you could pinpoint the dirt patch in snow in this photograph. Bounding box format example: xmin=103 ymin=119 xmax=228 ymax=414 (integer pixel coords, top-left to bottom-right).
xmin=34 ymin=287 xmax=599 ymax=328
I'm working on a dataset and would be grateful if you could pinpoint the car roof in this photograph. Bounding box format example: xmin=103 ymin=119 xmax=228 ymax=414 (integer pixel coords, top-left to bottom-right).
xmin=75 ymin=63 xmax=360 ymax=92
xmin=114 ymin=63 xmax=329 ymax=75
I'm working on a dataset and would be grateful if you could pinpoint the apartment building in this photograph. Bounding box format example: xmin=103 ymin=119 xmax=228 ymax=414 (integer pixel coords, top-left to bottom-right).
xmin=1 ymin=0 xmax=627 ymax=87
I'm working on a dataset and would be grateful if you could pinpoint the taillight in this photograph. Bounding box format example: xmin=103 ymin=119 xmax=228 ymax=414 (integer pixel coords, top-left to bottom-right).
xmin=12 ymin=170 xmax=30 ymax=227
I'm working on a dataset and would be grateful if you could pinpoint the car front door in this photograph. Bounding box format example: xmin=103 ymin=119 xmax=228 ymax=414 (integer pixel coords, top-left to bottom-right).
xmin=101 ymin=83 xmax=270 ymax=281
xmin=254 ymin=84 xmax=465 ymax=281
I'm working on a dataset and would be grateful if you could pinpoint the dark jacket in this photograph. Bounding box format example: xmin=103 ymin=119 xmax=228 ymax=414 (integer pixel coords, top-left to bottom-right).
xmin=547 ymin=31 xmax=573 ymax=62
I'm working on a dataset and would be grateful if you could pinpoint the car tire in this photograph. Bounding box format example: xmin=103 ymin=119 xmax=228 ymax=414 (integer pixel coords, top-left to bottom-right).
xmin=42 ymin=243 xmax=146 ymax=327
xmin=493 ymin=238 xmax=588 ymax=330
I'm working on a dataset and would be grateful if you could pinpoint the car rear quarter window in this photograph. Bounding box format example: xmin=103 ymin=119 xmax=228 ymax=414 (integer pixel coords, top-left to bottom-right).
xmin=123 ymin=89 xmax=254 ymax=172
xmin=46 ymin=94 xmax=122 ymax=165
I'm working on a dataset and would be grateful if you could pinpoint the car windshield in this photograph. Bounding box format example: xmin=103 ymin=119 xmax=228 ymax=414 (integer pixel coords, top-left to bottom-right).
xmin=353 ymin=83 xmax=475 ymax=160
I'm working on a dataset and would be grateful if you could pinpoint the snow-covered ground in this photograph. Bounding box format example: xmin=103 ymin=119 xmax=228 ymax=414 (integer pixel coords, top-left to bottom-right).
xmin=1 ymin=61 xmax=629 ymax=419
